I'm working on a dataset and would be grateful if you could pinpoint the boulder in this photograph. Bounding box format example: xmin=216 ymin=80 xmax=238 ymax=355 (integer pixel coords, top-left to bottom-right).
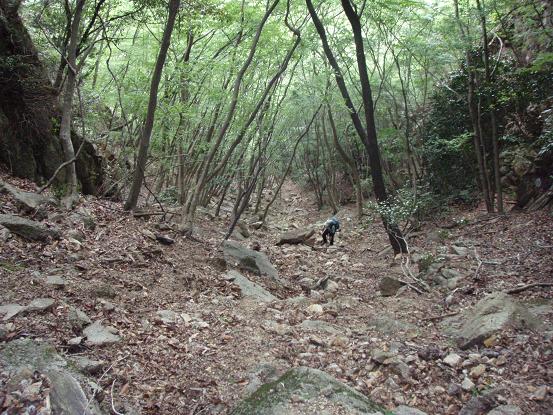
xmin=379 ymin=276 xmax=405 ymax=296
xmin=230 ymin=366 xmax=385 ymax=415
xmin=0 ymin=181 xmax=54 ymax=212
xmin=226 ymin=270 xmax=277 ymax=302
xmin=394 ymin=406 xmax=428 ymax=415
xmin=69 ymin=207 xmax=96 ymax=230
xmin=276 ymin=228 xmax=315 ymax=246
xmin=46 ymin=275 xmax=67 ymax=288
xmin=0 ymin=304 xmax=26 ymax=321
xmin=156 ymin=310 xmax=180 ymax=324
xmin=83 ymin=321 xmax=121 ymax=346
xmin=71 ymin=356 xmax=105 ymax=375
xmin=48 ymin=368 xmax=94 ymax=415
xmin=68 ymin=307 xmax=92 ymax=330
xmin=26 ymin=298 xmax=55 ymax=313
xmin=442 ymin=292 xmax=541 ymax=349
xmin=0 ymin=214 xmax=60 ymax=241
xmin=223 ymin=241 xmax=279 ymax=281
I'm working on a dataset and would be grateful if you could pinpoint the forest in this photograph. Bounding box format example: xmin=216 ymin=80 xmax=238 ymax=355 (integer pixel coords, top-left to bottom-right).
xmin=0 ymin=0 xmax=552 ymax=414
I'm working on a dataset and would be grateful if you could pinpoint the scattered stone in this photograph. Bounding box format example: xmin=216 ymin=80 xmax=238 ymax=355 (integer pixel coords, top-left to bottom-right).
xmin=394 ymin=406 xmax=429 ymax=415
xmin=141 ymin=228 xmax=157 ymax=240
xmin=0 ymin=214 xmax=60 ymax=241
xmin=223 ymin=241 xmax=279 ymax=281
xmin=226 ymin=270 xmax=277 ymax=302
xmin=0 ymin=304 xmax=26 ymax=321
xmin=307 ymin=304 xmax=324 ymax=314
xmin=68 ymin=307 xmax=92 ymax=330
xmin=0 ymin=224 xmax=11 ymax=242
xmin=71 ymin=356 xmax=105 ymax=375
xmin=461 ymin=377 xmax=475 ymax=392
xmin=67 ymin=229 xmax=85 ymax=242
xmin=459 ymin=389 xmax=499 ymax=415
xmin=46 ymin=274 xmax=67 ymax=288
xmin=530 ymin=385 xmax=548 ymax=401
xmin=83 ymin=321 xmax=121 ymax=346
xmin=68 ymin=337 xmax=83 ymax=346
xmin=470 ymin=364 xmax=486 ymax=378
xmin=451 ymin=245 xmax=469 ymax=256
xmin=261 ymin=320 xmax=292 ymax=336
xmin=276 ymin=228 xmax=315 ymax=245
xmin=372 ymin=349 xmax=395 ymax=364
xmin=156 ymin=309 xmax=179 ymax=324
xmin=92 ymin=283 xmax=117 ymax=299
xmin=26 ymin=298 xmax=55 ymax=313
xmin=367 ymin=315 xmax=417 ymax=335
xmin=230 ymin=366 xmax=386 ymax=415
xmin=156 ymin=234 xmax=174 ymax=245
xmin=379 ymin=276 xmax=405 ymax=296
xmin=443 ymin=353 xmax=462 ymax=367
xmin=487 ymin=405 xmax=523 ymax=415
xmin=448 ymin=383 xmax=462 ymax=396
xmin=299 ymin=320 xmax=340 ymax=335
xmin=237 ymin=222 xmax=250 ymax=239
xmin=442 ymin=292 xmax=541 ymax=349
xmin=69 ymin=207 xmax=96 ymax=230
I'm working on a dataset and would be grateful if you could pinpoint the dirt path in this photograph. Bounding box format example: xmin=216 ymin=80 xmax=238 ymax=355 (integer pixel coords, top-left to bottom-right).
xmin=1 ymin=176 xmax=552 ymax=414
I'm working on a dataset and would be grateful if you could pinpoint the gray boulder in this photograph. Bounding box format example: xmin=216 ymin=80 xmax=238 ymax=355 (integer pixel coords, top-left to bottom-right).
xmin=223 ymin=241 xmax=279 ymax=280
xmin=48 ymin=368 xmax=93 ymax=415
xmin=0 ymin=214 xmax=60 ymax=241
xmin=0 ymin=225 xmax=11 ymax=242
xmin=0 ymin=304 xmax=26 ymax=321
xmin=276 ymin=228 xmax=315 ymax=246
xmin=226 ymin=270 xmax=277 ymax=302
xmin=379 ymin=276 xmax=405 ymax=296
xmin=0 ymin=181 xmax=54 ymax=212
xmin=487 ymin=405 xmax=522 ymax=415
xmin=83 ymin=321 xmax=121 ymax=346
xmin=394 ymin=406 xmax=428 ymax=415
xmin=68 ymin=307 xmax=92 ymax=330
xmin=230 ymin=366 xmax=385 ymax=415
xmin=442 ymin=292 xmax=540 ymax=349
xmin=26 ymin=298 xmax=55 ymax=313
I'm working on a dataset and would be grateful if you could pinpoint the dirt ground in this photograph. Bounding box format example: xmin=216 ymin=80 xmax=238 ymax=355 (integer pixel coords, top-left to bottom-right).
xmin=1 ymin=176 xmax=552 ymax=414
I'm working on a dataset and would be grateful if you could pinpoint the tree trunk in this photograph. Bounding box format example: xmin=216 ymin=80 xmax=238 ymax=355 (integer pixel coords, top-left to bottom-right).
xmin=124 ymin=0 xmax=180 ymax=211
xmin=306 ymin=0 xmax=407 ymax=253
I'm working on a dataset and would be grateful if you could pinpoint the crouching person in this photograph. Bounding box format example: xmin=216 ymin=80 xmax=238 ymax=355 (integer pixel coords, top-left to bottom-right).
xmin=322 ymin=217 xmax=340 ymax=245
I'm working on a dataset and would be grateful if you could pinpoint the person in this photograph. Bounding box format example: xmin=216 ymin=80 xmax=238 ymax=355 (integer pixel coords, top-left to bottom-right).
xmin=321 ymin=217 xmax=340 ymax=245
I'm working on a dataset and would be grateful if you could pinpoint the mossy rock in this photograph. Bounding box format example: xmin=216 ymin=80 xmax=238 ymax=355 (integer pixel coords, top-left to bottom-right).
xmin=230 ymin=366 xmax=389 ymax=415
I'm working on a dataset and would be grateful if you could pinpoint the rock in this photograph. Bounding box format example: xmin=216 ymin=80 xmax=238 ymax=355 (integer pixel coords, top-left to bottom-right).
xmin=67 ymin=229 xmax=85 ymax=242
xmin=69 ymin=207 xmax=96 ymax=230
xmin=443 ymin=353 xmax=462 ymax=367
xmin=448 ymin=383 xmax=462 ymax=396
xmin=156 ymin=310 xmax=180 ymax=324
xmin=68 ymin=337 xmax=83 ymax=346
xmin=46 ymin=274 xmax=67 ymax=288
xmin=0 ymin=303 xmax=26 ymax=320
xmin=83 ymin=321 xmax=121 ymax=346
xmin=92 ymin=283 xmax=117 ymax=299
xmin=276 ymin=228 xmax=315 ymax=245
xmin=237 ymin=222 xmax=250 ymax=238
xmin=307 ymin=304 xmax=324 ymax=314
xmin=223 ymin=241 xmax=279 ymax=281
xmin=26 ymin=298 xmax=55 ymax=313
xmin=261 ymin=320 xmax=292 ymax=335
xmin=0 ymin=224 xmax=11 ymax=241
xmin=68 ymin=307 xmax=92 ymax=330
xmin=71 ymin=356 xmax=105 ymax=375
xmin=0 ymin=214 xmax=60 ymax=241
xmin=226 ymin=270 xmax=277 ymax=302
xmin=242 ymin=363 xmax=279 ymax=397
xmin=379 ymin=276 xmax=405 ymax=296
xmin=452 ymin=245 xmax=469 ymax=256
xmin=459 ymin=389 xmax=499 ymax=415
xmin=530 ymin=385 xmax=548 ymax=401
xmin=0 ymin=181 xmax=54 ymax=212
xmin=155 ymin=234 xmax=174 ymax=245
xmin=441 ymin=268 xmax=462 ymax=280
xmin=299 ymin=320 xmax=340 ymax=335
xmin=367 ymin=315 xmax=417 ymax=335
xmin=230 ymin=366 xmax=386 ymax=415
xmin=461 ymin=377 xmax=475 ymax=392
xmin=470 ymin=364 xmax=486 ymax=378
xmin=487 ymin=405 xmax=523 ymax=415
xmin=48 ymin=368 xmax=95 ymax=415
xmin=394 ymin=406 xmax=428 ymax=415
xmin=442 ymin=292 xmax=541 ymax=349
xmin=372 ymin=349 xmax=395 ymax=364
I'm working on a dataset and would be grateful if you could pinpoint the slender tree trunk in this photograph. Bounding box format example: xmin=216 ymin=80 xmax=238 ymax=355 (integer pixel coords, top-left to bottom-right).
xmin=124 ymin=0 xmax=180 ymax=211
xmin=307 ymin=0 xmax=407 ymax=253
xmin=59 ymin=0 xmax=86 ymax=208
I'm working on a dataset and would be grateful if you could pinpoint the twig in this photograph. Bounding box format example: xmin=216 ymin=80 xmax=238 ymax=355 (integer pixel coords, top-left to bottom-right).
xmin=506 ymin=283 xmax=553 ymax=295
xmin=111 ymin=379 xmax=124 ymax=415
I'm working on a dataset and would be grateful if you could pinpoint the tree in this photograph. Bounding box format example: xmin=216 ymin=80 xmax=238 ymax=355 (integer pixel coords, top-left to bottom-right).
xmin=124 ymin=0 xmax=181 ymax=211
xmin=306 ymin=0 xmax=407 ymax=254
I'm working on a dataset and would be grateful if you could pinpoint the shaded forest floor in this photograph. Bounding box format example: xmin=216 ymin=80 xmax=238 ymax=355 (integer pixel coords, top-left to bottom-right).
xmin=1 ymin=174 xmax=552 ymax=414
